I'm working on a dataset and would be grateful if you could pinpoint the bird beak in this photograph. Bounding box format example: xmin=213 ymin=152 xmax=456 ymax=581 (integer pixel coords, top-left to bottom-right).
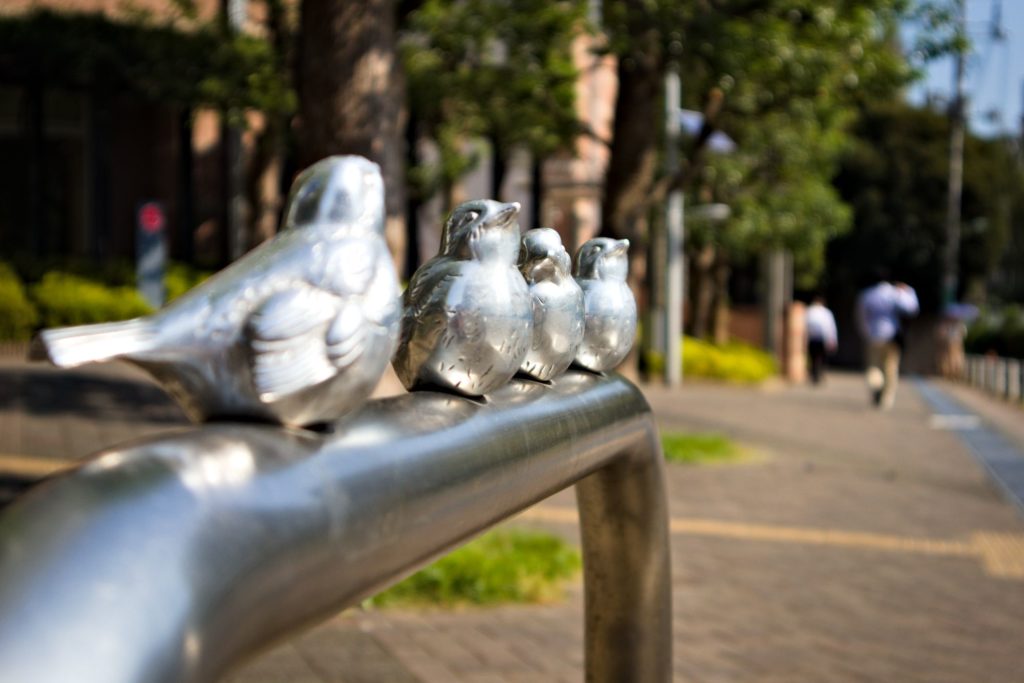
xmin=611 ymin=239 xmax=630 ymax=256
xmin=492 ymin=202 xmax=521 ymax=228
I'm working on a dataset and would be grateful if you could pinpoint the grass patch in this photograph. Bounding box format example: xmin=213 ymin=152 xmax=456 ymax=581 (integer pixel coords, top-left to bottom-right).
xmin=367 ymin=528 xmax=581 ymax=608
xmin=661 ymin=431 xmax=743 ymax=464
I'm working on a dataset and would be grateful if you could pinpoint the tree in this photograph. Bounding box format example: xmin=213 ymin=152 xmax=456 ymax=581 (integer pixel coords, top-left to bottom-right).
xmin=296 ymin=0 xmax=408 ymax=267
xmin=828 ymin=102 xmax=1023 ymax=315
xmin=598 ymin=0 xmax=912 ymax=342
xmin=400 ymin=0 xmax=585 ymax=210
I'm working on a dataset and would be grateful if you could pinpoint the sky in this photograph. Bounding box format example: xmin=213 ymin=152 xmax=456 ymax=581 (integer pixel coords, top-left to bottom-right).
xmin=906 ymin=0 xmax=1024 ymax=139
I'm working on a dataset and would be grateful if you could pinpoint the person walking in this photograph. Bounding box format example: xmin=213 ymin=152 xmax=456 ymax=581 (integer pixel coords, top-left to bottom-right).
xmin=805 ymin=295 xmax=838 ymax=385
xmin=857 ymin=276 xmax=919 ymax=409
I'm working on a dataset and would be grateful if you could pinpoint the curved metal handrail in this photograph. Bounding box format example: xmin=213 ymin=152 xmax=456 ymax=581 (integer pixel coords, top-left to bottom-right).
xmin=0 ymin=370 xmax=671 ymax=683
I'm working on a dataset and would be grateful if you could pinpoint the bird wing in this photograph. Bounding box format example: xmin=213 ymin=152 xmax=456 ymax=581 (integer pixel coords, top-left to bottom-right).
xmin=246 ymin=284 xmax=340 ymax=401
xmin=325 ymin=300 xmax=369 ymax=372
xmin=396 ymin=258 xmax=461 ymax=377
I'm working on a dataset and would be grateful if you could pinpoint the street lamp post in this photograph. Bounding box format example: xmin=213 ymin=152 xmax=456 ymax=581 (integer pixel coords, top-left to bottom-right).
xmin=664 ymin=65 xmax=684 ymax=388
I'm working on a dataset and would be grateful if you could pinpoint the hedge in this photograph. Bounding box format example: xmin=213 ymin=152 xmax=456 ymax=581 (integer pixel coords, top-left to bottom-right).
xmin=0 ymin=262 xmax=40 ymax=341
xmin=30 ymin=272 xmax=154 ymax=328
xmin=646 ymin=336 xmax=777 ymax=383
xmin=965 ymin=307 xmax=1024 ymax=359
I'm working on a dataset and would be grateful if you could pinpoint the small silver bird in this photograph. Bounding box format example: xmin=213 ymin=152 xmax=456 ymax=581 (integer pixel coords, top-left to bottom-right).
xmin=30 ymin=155 xmax=401 ymax=427
xmin=393 ymin=199 xmax=532 ymax=397
xmin=517 ymin=228 xmax=584 ymax=382
xmin=573 ymin=237 xmax=637 ymax=372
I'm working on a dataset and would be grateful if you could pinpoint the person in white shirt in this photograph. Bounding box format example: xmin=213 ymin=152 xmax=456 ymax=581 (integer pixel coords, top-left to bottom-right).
xmin=805 ymin=296 xmax=838 ymax=384
xmin=856 ymin=276 xmax=919 ymax=409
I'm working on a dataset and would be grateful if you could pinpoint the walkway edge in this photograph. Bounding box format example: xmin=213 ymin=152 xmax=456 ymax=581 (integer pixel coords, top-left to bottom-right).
xmin=914 ymin=378 xmax=1024 ymax=515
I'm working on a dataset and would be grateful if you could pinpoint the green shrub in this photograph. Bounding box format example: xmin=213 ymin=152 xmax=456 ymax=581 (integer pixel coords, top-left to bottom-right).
xmin=0 ymin=262 xmax=39 ymax=340
xmin=165 ymin=262 xmax=213 ymax=302
xmin=662 ymin=431 xmax=743 ymax=464
xmin=367 ymin=528 xmax=581 ymax=607
xmin=30 ymin=272 xmax=153 ymax=327
xmin=966 ymin=307 xmax=1024 ymax=359
xmin=681 ymin=336 xmax=777 ymax=383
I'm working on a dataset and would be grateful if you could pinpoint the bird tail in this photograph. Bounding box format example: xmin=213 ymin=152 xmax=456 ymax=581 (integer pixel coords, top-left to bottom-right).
xmin=29 ymin=318 xmax=157 ymax=368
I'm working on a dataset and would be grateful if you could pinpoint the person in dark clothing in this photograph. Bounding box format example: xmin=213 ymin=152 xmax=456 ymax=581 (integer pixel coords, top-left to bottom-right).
xmin=806 ymin=295 xmax=837 ymax=385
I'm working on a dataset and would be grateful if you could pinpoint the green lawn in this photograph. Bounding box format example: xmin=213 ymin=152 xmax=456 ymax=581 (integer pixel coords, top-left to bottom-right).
xmin=661 ymin=431 xmax=744 ymax=464
xmin=367 ymin=528 xmax=581 ymax=607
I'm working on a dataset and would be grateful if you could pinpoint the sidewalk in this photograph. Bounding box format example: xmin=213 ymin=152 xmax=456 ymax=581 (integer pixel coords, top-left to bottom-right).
xmin=2 ymin=359 xmax=1023 ymax=682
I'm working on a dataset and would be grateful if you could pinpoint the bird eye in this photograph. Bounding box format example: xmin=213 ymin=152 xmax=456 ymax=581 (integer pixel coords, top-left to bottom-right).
xmin=466 ymin=211 xmax=479 ymax=222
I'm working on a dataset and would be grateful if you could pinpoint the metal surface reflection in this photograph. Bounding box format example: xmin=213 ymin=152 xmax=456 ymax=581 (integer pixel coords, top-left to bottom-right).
xmin=0 ymin=371 xmax=670 ymax=683
xmin=517 ymin=228 xmax=584 ymax=381
xmin=573 ymin=238 xmax=638 ymax=372
xmin=393 ymin=200 xmax=533 ymax=397
xmin=30 ymin=156 xmax=401 ymax=427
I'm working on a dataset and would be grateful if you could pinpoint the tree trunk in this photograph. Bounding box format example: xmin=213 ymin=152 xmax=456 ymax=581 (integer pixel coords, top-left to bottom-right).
xmin=296 ymin=0 xmax=408 ymax=269
xmin=403 ymin=107 xmax=421 ymax=279
xmin=690 ymin=244 xmax=716 ymax=339
xmin=712 ymin=255 xmax=730 ymax=345
xmin=600 ymin=43 xmax=663 ymax=374
xmin=490 ymin=134 xmax=507 ymax=200
xmin=531 ymin=158 xmax=543 ymax=234
xmin=601 ymin=50 xmax=662 ymax=245
xmin=247 ymin=0 xmax=289 ymax=249
xmin=247 ymin=118 xmax=285 ymax=248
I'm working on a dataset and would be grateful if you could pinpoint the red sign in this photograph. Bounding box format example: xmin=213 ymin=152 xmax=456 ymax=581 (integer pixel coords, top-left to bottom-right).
xmin=138 ymin=202 xmax=166 ymax=234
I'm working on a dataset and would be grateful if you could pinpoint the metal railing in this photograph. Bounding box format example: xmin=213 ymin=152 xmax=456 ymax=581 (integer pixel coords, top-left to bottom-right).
xmin=0 ymin=370 xmax=672 ymax=683
xmin=964 ymin=353 xmax=1024 ymax=403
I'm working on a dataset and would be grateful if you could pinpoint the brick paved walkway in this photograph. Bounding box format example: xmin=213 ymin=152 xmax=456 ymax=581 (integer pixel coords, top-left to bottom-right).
xmin=2 ymin=356 xmax=1023 ymax=682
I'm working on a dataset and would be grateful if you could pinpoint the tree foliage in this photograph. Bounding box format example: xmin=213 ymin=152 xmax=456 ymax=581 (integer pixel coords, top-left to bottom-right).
xmin=697 ymin=4 xmax=911 ymax=283
xmin=603 ymin=1 xmax=913 ymax=286
xmin=400 ymin=0 xmax=586 ymax=201
xmin=0 ymin=10 xmax=294 ymax=118
xmin=828 ymin=102 xmax=1023 ymax=314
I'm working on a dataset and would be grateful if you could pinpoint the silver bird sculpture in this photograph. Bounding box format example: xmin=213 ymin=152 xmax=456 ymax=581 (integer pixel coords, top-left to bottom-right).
xmin=30 ymin=155 xmax=401 ymax=427
xmin=573 ymin=237 xmax=637 ymax=372
xmin=393 ymin=199 xmax=532 ymax=397
xmin=517 ymin=228 xmax=584 ymax=382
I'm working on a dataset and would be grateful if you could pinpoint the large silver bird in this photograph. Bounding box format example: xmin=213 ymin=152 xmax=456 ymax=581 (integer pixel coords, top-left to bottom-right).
xmin=30 ymin=156 xmax=401 ymax=427
xmin=517 ymin=228 xmax=584 ymax=382
xmin=393 ymin=199 xmax=532 ymax=397
xmin=573 ymin=237 xmax=637 ymax=372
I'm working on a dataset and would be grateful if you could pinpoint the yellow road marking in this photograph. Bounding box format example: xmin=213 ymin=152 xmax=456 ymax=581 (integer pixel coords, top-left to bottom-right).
xmin=518 ymin=506 xmax=1024 ymax=580
xmin=0 ymin=454 xmax=77 ymax=478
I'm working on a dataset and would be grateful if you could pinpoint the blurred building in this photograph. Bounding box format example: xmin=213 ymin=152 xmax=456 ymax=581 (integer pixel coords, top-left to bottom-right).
xmin=0 ymin=0 xmax=277 ymax=267
xmin=2 ymin=0 xmax=618 ymax=273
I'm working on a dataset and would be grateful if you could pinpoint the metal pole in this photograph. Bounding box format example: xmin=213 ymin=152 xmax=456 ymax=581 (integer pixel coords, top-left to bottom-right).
xmin=942 ymin=0 xmax=966 ymax=305
xmin=664 ymin=65 xmax=684 ymax=387
xmin=0 ymin=372 xmax=671 ymax=683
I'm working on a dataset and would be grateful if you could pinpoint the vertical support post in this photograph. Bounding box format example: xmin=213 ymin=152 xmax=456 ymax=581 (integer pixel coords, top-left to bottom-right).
xmin=942 ymin=0 xmax=966 ymax=306
xmin=1019 ymin=358 xmax=1024 ymax=403
xmin=763 ymin=249 xmax=787 ymax=356
xmin=86 ymin=90 xmax=111 ymax=261
xmin=223 ymin=0 xmax=249 ymax=262
xmin=177 ymin=108 xmax=195 ymax=263
xmin=1004 ymin=359 xmax=1012 ymax=401
xmin=664 ymin=65 xmax=683 ymax=387
xmin=576 ymin=422 xmax=672 ymax=683
xmin=27 ymin=84 xmax=47 ymax=256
